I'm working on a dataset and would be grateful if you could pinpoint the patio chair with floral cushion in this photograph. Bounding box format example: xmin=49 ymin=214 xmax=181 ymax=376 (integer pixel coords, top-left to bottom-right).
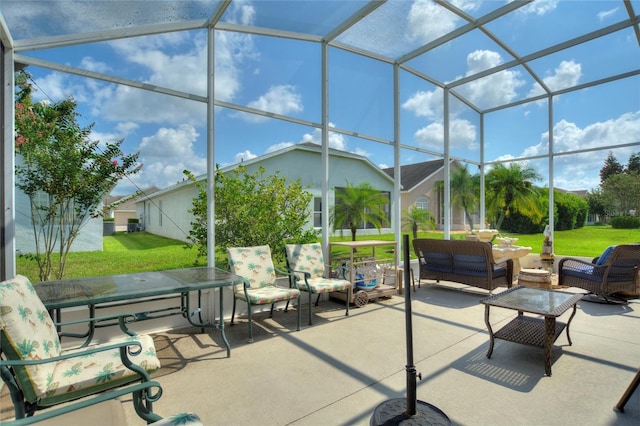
xmin=558 ymin=244 xmax=640 ymax=303
xmin=0 ymin=275 xmax=168 ymax=423
xmin=227 ymin=245 xmax=301 ymax=342
xmin=284 ymin=243 xmax=351 ymax=325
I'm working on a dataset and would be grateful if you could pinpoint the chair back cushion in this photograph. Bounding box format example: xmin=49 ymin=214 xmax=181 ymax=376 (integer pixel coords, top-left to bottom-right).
xmin=0 ymin=275 xmax=61 ymax=400
xmin=285 ymin=243 xmax=326 ymax=280
xmin=227 ymin=246 xmax=276 ymax=289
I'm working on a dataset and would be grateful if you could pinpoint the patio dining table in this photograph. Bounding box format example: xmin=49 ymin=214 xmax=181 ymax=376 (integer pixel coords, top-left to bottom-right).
xmin=34 ymin=267 xmax=245 ymax=357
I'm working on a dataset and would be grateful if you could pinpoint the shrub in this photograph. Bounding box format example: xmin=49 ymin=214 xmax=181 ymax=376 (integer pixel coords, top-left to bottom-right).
xmin=610 ymin=216 xmax=640 ymax=229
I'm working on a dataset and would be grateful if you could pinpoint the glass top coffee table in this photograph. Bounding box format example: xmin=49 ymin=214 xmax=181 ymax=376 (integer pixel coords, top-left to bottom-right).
xmin=481 ymin=285 xmax=583 ymax=376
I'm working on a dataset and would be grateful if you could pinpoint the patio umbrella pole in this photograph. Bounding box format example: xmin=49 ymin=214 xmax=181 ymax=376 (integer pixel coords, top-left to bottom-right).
xmin=370 ymin=234 xmax=450 ymax=425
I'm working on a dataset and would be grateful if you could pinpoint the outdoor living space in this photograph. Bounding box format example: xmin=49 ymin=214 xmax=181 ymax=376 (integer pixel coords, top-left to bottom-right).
xmin=5 ymin=281 xmax=636 ymax=425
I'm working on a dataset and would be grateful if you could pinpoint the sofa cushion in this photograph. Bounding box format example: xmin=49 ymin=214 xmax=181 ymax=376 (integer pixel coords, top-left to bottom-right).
xmin=452 ymin=254 xmax=488 ymax=276
xmin=421 ymin=252 xmax=452 ymax=273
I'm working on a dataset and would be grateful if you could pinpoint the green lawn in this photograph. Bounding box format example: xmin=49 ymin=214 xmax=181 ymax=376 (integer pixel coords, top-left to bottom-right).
xmin=16 ymin=226 xmax=638 ymax=282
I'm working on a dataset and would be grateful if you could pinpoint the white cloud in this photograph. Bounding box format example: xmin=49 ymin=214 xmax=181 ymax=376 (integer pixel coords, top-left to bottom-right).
xmin=301 ymin=124 xmax=347 ymax=151
xmin=517 ymin=0 xmax=559 ymax=16
xmin=414 ymin=118 xmax=477 ymax=151
xmin=528 ymin=60 xmax=581 ymax=98
xmin=597 ymin=7 xmax=619 ymax=21
xmin=457 ymin=50 xmax=525 ymax=109
xmin=406 ymin=0 xmax=460 ymax=43
xmin=114 ymin=124 xmax=206 ymax=194
xmin=79 ymin=57 xmax=111 ymax=74
xmin=234 ymin=85 xmax=303 ymax=123
xmin=234 ymin=150 xmax=257 ymax=163
xmin=520 ymin=111 xmax=640 ymax=190
xmin=402 ymin=89 xmax=442 ymax=119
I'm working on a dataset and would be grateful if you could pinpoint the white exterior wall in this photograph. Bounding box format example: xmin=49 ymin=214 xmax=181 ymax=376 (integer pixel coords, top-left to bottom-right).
xmin=15 ymin=188 xmax=103 ymax=253
xmin=138 ymin=182 xmax=197 ymax=242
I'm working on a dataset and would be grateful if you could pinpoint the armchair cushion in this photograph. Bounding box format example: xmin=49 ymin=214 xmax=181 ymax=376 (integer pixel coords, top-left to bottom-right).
xmin=595 ymin=245 xmax=616 ymax=265
xmin=1 ymin=275 xmax=62 ymax=400
xmin=285 ymin=243 xmax=326 ymax=280
xmin=227 ymin=245 xmax=300 ymax=303
xmin=1 ymin=275 xmax=160 ymax=406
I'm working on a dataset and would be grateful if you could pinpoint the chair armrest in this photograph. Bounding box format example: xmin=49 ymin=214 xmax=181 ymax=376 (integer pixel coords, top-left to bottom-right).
xmin=2 ymin=381 xmax=165 ymax=426
xmin=559 ymin=257 xmax=607 ymax=270
xmin=274 ymin=267 xmax=300 ymax=290
xmin=0 ymin=339 xmax=145 ymax=367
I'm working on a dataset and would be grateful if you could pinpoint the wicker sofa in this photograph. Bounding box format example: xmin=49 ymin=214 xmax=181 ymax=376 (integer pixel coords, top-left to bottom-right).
xmin=413 ymin=238 xmax=513 ymax=291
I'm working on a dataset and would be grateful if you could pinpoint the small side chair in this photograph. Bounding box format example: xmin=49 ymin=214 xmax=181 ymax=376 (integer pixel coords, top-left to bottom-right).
xmin=285 ymin=243 xmax=351 ymax=325
xmin=227 ymin=245 xmax=301 ymax=342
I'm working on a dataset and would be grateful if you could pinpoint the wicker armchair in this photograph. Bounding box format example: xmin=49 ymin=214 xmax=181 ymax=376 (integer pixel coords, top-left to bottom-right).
xmin=558 ymin=244 xmax=640 ymax=300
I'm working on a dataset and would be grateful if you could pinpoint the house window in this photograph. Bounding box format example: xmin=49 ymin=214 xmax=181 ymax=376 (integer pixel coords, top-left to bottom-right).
xmin=416 ymin=196 xmax=430 ymax=210
xmin=158 ymin=200 xmax=163 ymax=227
xmin=313 ymin=197 xmax=322 ymax=228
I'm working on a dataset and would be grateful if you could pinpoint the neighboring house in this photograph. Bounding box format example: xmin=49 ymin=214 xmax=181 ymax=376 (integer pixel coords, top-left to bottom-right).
xmin=137 ymin=142 xmax=396 ymax=242
xmin=382 ymin=159 xmax=471 ymax=231
xmin=104 ymin=187 xmax=160 ymax=232
xmin=15 ymin=185 xmax=102 ymax=254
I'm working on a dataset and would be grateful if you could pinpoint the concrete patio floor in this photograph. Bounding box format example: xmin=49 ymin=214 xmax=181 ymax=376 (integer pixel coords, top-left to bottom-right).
xmin=2 ymin=282 xmax=638 ymax=425
xmin=125 ymin=283 xmax=640 ymax=426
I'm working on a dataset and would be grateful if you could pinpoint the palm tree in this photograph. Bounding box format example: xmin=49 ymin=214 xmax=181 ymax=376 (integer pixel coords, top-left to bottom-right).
xmin=330 ymin=182 xmax=389 ymax=241
xmin=402 ymin=205 xmax=435 ymax=239
xmin=450 ymin=165 xmax=480 ymax=231
xmin=485 ymin=163 xmax=542 ymax=229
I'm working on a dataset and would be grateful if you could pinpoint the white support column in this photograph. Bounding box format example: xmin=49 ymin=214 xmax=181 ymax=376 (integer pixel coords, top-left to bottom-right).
xmin=443 ymin=88 xmax=451 ymax=240
xmin=548 ymin=95 xmax=555 ymax=236
xmin=321 ymin=42 xmax=330 ymax=258
xmin=479 ymin=112 xmax=486 ymax=230
xmin=393 ymin=64 xmax=402 ymax=258
xmin=2 ymin=44 xmax=16 ymax=280
xmin=206 ymin=27 xmax=215 ymax=267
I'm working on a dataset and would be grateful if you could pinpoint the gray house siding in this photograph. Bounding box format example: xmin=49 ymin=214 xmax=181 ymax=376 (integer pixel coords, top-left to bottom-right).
xmin=15 ymin=189 xmax=102 ymax=254
xmin=138 ymin=144 xmax=395 ymax=242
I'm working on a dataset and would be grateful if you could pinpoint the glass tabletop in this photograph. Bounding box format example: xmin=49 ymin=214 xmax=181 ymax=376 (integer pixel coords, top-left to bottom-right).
xmin=481 ymin=286 xmax=583 ymax=316
xmin=34 ymin=267 xmax=244 ymax=309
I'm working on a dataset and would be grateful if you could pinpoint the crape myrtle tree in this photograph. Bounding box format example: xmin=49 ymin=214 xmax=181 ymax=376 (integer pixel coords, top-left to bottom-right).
xmin=14 ymin=71 xmax=141 ymax=281
xmin=184 ymin=166 xmax=318 ymax=265
xmin=330 ymin=181 xmax=389 ymax=241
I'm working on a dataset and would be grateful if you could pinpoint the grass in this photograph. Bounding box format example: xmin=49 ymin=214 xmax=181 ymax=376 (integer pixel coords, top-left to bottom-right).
xmin=17 ymin=232 xmax=201 ymax=283
xmin=16 ymin=225 xmax=638 ymax=282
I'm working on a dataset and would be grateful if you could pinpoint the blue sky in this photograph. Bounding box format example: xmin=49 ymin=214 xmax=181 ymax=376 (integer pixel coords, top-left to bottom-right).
xmin=5 ymin=0 xmax=639 ymax=195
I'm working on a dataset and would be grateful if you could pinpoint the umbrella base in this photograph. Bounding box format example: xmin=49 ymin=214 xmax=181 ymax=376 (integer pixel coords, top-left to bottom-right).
xmin=371 ymin=398 xmax=450 ymax=426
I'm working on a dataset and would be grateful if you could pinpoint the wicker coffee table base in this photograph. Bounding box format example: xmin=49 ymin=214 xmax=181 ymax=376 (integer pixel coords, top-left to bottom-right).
xmin=484 ymin=306 xmax=578 ymax=376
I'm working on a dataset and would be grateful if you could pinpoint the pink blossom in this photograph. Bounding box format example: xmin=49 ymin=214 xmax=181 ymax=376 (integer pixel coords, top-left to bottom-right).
xmin=112 ymin=159 xmax=118 ymax=166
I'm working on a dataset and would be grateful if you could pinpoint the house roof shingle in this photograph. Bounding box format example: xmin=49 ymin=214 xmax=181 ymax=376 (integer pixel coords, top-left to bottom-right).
xmin=382 ymin=159 xmax=445 ymax=192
